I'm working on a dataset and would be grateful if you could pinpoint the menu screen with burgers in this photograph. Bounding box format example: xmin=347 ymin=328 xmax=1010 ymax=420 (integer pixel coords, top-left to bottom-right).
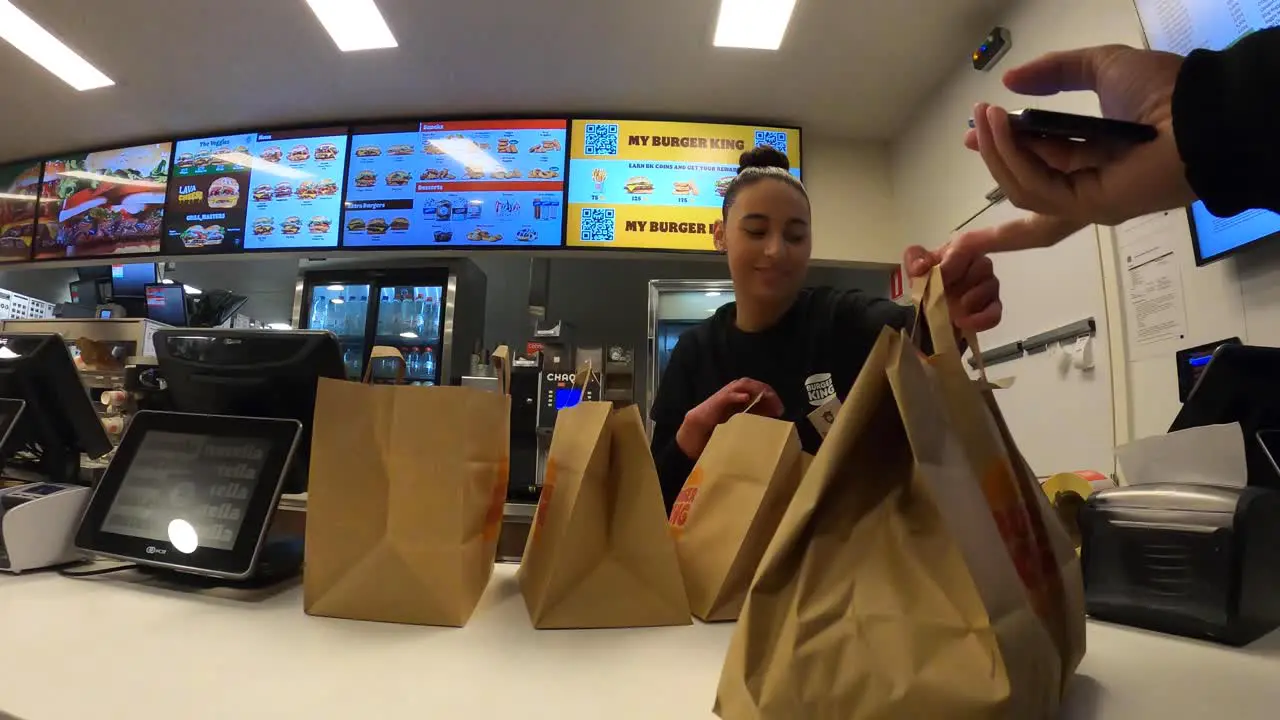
xmin=0 ymin=161 xmax=41 ymax=262
xmin=566 ymin=120 xmax=801 ymax=251
xmin=34 ymin=143 xmax=172 ymax=260
xmin=342 ymin=120 xmax=566 ymax=248
xmin=165 ymin=127 xmax=347 ymax=253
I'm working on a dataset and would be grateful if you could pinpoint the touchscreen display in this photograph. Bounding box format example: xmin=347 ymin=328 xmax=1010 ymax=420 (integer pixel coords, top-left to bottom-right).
xmin=342 ymin=120 xmax=566 ymax=248
xmin=566 ymin=120 xmax=800 ymax=251
xmin=165 ymin=128 xmax=347 ymax=254
xmin=35 ymin=143 xmax=172 ymax=259
xmin=0 ymin=161 xmax=41 ymax=263
xmin=100 ymin=431 xmax=273 ymax=551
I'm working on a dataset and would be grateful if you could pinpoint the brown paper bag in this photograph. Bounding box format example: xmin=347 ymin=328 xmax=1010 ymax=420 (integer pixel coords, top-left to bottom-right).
xmin=304 ymin=346 xmax=510 ymax=627
xmin=518 ymin=401 xmax=691 ymax=629
xmin=716 ymin=267 xmax=1085 ymax=719
xmin=669 ymin=413 xmax=806 ymax=621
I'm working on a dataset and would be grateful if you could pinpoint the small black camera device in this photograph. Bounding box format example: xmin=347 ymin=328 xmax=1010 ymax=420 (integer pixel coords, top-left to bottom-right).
xmin=972 ymin=27 xmax=1012 ymax=71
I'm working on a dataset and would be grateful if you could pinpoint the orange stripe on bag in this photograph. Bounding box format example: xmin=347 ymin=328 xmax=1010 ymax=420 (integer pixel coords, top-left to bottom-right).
xmin=532 ymin=460 xmax=558 ymax=543
xmin=482 ymin=456 xmax=509 ymax=542
xmin=982 ymin=459 xmax=1054 ymax=621
xmin=668 ymin=467 xmax=704 ymax=539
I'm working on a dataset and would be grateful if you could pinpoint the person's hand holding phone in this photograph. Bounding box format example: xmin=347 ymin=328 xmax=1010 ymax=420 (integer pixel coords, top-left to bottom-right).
xmin=677 ymin=378 xmax=783 ymax=459
xmin=968 ymin=44 xmax=1196 ymax=225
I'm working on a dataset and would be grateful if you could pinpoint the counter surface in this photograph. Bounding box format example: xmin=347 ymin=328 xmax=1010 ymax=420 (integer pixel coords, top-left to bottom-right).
xmin=2 ymin=564 xmax=1279 ymax=719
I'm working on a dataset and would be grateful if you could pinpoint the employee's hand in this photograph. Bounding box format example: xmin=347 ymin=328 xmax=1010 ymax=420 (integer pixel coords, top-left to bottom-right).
xmin=903 ymin=245 xmax=1003 ymax=333
xmin=966 ymin=44 xmax=1196 ymax=225
xmin=677 ymin=378 xmax=783 ymax=459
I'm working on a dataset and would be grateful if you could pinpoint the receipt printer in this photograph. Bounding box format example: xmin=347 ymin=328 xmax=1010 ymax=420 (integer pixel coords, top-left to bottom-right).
xmin=0 ymin=483 xmax=90 ymax=573
xmin=1080 ymin=483 xmax=1280 ymax=646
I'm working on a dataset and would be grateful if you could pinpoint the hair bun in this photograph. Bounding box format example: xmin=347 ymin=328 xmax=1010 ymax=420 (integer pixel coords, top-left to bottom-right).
xmin=738 ymin=145 xmax=790 ymax=173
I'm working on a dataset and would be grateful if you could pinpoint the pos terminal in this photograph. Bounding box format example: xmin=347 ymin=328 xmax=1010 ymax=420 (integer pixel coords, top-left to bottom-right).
xmin=75 ymin=329 xmax=344 ymax=584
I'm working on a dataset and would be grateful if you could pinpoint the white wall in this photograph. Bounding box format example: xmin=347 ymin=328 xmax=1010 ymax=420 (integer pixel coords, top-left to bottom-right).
xmin=804 ymin=136 xmax=902 ymax=265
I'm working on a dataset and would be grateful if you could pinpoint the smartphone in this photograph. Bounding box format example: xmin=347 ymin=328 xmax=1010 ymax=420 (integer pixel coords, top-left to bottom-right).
xmin=968 ymin=108 xmax=1157 ymax=145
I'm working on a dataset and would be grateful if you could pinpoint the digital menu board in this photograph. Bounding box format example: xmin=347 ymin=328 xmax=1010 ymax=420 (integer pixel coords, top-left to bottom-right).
xmin=566 ymin=121 xmax=801 ymax=251
xmin=165 ymin=127 xmax=347 ymax=254
xmin=0 ymin=161 xmax=41 ymax=263
xmin=35 ymin=143 xmax=173 ymax=259
xmin=342 ymin=120 xmax=566 ymax=248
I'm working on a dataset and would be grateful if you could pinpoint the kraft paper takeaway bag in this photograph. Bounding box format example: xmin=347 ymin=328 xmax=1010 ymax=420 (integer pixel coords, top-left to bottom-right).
xmin=304 ymin=346 xmax=510 ymax=627
xmin=518 ymin=401 xmax=690 ymax=629
xmin=715 ymin=267 xmax=1085 ymax=719
xmin=669 ymin=413 xmax=806 ymax=622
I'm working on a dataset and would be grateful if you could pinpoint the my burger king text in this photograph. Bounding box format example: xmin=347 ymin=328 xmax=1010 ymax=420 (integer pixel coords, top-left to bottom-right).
xmin=624 ymin=220 xmax=711 ymax=235
xmin=628 ymin=135 xmax=745 ymax=150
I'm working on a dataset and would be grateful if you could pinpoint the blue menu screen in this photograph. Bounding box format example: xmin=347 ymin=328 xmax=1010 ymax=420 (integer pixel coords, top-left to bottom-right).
xmin=163 ymin=127 xmax=347 ymax=254
xmin=342 ymin=120 xmax=566 ymax=248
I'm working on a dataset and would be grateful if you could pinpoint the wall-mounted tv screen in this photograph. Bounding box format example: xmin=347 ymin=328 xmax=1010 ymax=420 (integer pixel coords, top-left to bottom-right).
xmin=0 ymin=161 xmax=41 ymax=263
xmin=1132 ymin=1 xmax=1280 ymax=264
xmin=34 ymin=143 xmax=172 ymax=260
xmin=341 ymin=120 xmax=566 ymax=248
xmin=165 ymin=127 xmax=348 ymax=254
xmin=565 ymin=120 xmax=801 ymax=252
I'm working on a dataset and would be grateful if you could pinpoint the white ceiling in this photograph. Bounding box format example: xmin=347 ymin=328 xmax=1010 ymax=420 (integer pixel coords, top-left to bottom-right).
xmin=0 ymin=0 xmax=1012 ymax=163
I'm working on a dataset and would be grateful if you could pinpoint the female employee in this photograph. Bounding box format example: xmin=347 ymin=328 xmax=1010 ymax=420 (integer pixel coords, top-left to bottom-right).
xmin=649 ymin=146 xmax=1004 ymax=510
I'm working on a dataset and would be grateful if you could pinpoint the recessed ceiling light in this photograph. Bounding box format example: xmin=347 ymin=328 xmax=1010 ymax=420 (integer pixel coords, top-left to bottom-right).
xmin=713 ymin=0 xmax=797 ymax=50
xmin=0 ymin=1 xmax=114 ymax=90
xmin=305 ymin=0 xmax=398 ymax=52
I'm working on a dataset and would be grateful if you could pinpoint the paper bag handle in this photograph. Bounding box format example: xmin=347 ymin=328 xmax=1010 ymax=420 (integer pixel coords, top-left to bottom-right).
xmin=363 ymin=346 xmax=406 ymax=385
xmin=573 ymin=360 xmax=598 ymax=395
xmin=909 ymin=265 xmax=988 ymax=381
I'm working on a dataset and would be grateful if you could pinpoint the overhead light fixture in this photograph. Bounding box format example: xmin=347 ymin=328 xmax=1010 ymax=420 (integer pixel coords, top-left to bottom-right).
xmin=326 ymin=284 xmax=345 ymax=291
xmin=713 ymin=0 xmax=797 ymax=50
xmin=705 ymin=291 xmax=722 ymax=297
xmin=305 ymin=0 xmax=398 ymax=52
xmin=399 ymin=331 xmax=418 ymax=339
xmin=266 ymin=322 xmax=292 ymax=330
xmin=0 ymin=1 xmax=114 ymax=90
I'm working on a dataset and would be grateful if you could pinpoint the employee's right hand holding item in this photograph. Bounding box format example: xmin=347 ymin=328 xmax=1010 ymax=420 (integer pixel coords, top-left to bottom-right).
xmin=968 ymin=44 xmax=1194 ymax=226
xmin=677 ymin=378 xmax=783 ymax=459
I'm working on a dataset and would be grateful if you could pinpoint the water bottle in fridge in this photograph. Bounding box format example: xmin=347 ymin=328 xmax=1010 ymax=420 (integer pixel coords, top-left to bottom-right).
xmin=406 ymin=347 xmax=421 ymax=379
xmin=342 ymin=296 xmax=357 ymax=335
xmin=423 ymin=347 xmax=435 ymax=383
xmin=357 ymin=295 xmax=369 ymax=335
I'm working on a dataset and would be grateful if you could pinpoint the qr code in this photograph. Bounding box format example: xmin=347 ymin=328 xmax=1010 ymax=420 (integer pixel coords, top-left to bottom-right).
xmin=580 ymin=208 xmax=616 ymax=243
xmin=583 ymin=123 xmax=620 ymax=156
xmin=754 ymin=130 xmax=789 ymax=155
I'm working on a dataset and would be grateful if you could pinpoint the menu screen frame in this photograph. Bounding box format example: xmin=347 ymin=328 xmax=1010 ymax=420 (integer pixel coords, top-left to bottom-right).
xmin=33 ymin=142 xmax=174 ymax=261
xmin=164 ymin=126 xmax=351 ymax=255
xmin=0 ymin=160 xmax=42 ymax=263
xmin=341 ymin=119 xmax=569 ymax=250
xmin=565 ymin=119 xmax=802 ymax=253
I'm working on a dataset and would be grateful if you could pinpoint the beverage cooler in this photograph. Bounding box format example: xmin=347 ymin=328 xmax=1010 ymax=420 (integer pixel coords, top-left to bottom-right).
xmin=294 ymin=260 xmax=486 ymax=385
xmin=645 ymin=279 xmax=735 ymax=429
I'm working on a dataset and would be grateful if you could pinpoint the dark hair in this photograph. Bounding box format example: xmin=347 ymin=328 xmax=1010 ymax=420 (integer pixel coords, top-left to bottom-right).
xmin=721 ymin=145 xmax=809 ymax=218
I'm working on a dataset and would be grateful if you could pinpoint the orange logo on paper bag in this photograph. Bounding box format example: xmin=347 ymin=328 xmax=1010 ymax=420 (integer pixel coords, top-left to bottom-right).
xmin=668 ymin=467 xmax=704 ymax=539
xmin=482 ymin=456 xmax=509 ymax=542
xmin=531 ymin=460 xmax=558 ymax=543
xmin=982 ymin=460 xmax=1054 ymax=621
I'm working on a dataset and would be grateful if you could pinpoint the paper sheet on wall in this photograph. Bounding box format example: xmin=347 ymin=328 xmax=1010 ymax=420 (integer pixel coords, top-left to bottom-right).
xmin=1118 ymin=211 xmax=1190 ymax=361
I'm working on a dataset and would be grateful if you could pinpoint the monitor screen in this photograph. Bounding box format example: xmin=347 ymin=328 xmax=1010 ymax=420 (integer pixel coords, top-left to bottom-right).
xmin=554 ymin=387 xmax=583 ymax=410
xmin=164 ymin=127 xmax=348 ymax=254
xmin=342 ymin=120 xmax=567 ymax=248
xmin=99 ymin=430 xmax=273 ymax=551
xmin=1132 ymin=1 xmax=1280 ymax=263
xmin=145 ymin=284 xmax=187 ymax=326
xmin=34 ymin=143 xmax=172 ymax=260
xmin=0 ymin=161 xmax=41 ymax=263
xmin=110 ymin=262 xmax=158 ymax=297
xmin=565 ymin=120 xmax=801 ymax=251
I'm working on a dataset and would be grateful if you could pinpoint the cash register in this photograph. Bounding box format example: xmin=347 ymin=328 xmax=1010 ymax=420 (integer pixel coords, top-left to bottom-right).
xmin=74 ymin=329 xmax=344 ymax=585
xmin=0 ymin=333 xmax=115 ymax=572
xmin=1081 ymin=344 xmax=1280 ymax=645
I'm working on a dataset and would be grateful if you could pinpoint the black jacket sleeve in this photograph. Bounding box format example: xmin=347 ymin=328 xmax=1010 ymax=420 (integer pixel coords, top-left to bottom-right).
xmin=649 ymin=337 xmax=699 ymax=512
xmin=1173 ymin=27 xmax=1280 ymax=217
xmin=832 ymin=290 xmax=917 ymax=358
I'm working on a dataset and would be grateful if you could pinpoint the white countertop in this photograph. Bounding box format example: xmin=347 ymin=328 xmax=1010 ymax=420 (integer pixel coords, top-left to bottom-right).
xmin=2 ymin=563 xmax=1279 ymax=720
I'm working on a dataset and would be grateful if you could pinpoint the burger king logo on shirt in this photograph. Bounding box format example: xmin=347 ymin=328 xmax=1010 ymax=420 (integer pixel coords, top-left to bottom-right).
xmin=804 ymin=373 xmax=836 ymax=407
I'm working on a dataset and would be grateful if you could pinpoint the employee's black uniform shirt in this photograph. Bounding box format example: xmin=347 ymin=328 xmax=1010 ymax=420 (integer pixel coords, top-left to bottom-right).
xmin=649 ymin=287 xmax=912 ymax=510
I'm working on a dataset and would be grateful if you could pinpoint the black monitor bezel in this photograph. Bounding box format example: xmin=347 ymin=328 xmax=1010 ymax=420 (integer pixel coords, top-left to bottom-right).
xmin=143 ymin=283 xmax=188 ymax=326
xmin=75 ymin=411 xmax=302 ymax=580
